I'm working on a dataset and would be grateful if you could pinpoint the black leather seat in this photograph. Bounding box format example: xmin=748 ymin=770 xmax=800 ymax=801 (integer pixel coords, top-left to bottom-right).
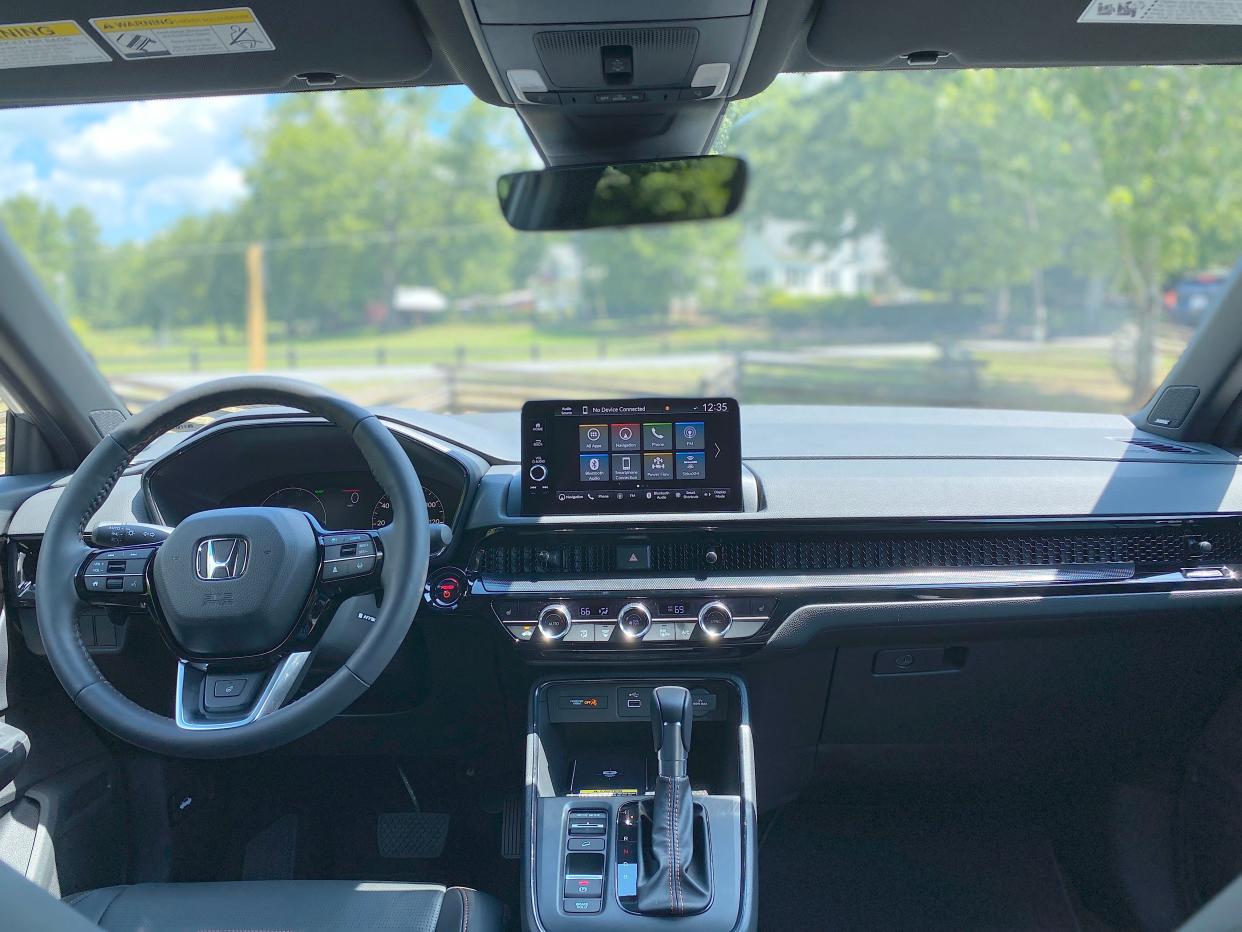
xmin=65 ymin=880 xmax=505 ymax=931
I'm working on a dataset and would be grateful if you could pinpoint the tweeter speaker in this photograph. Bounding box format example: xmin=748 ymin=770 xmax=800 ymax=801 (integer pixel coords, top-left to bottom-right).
xmin=1147 ymin=385 xmax=1199 ymax=428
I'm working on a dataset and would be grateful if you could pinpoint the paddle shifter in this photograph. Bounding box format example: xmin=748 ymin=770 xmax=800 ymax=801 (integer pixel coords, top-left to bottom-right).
xmin=633 ymin=686 xmax=712 ymax=916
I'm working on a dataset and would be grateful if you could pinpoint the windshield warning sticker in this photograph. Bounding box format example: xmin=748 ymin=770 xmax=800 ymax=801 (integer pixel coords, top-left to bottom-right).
xmin=0 ymin=21 xmax=110 ymax=70
xmin=1080 ymin=0 xmax=1242 ymax=24
xmin=90 ymin=7 xmax=274 ymax=60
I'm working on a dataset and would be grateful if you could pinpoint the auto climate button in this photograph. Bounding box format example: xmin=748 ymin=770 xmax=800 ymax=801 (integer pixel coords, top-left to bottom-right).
xmin=538 ymin=604 xmax=572 ymax=640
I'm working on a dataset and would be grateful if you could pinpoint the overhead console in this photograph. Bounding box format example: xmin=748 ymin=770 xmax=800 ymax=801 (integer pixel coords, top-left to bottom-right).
xmin=463 ymin=0 xmax=768 ymax=163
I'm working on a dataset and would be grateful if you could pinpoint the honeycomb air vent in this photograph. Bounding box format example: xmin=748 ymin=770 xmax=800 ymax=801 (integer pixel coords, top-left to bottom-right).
xmin=475 ymin=524 xmax=1242 ymax=577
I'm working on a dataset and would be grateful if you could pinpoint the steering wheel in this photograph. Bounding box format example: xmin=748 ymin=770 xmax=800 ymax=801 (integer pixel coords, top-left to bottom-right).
xmin=35 ymin=377 xmax=430 ymax=759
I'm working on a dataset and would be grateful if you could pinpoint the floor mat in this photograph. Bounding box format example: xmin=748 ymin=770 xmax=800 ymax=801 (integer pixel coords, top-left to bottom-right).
xmin=210 ymin=757 xmax=520 ymax=910
xmin=760 ymin=802 xmax=1082 ymax=931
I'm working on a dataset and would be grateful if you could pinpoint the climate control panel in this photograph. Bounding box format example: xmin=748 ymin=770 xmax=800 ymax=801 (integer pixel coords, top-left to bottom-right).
xmin=492 ymin=596 xmax=773 ymax=648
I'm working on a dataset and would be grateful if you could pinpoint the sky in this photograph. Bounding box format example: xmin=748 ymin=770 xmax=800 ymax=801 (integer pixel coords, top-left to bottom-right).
xmin=0 ymin=86 xmax=480 ymax=245
xmin=0 ymin=95 xmax=265 ymax=243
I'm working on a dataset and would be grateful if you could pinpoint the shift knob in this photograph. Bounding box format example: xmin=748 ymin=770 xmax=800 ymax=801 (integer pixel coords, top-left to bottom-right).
xmin=651 ymin=685 xmax=693 ymax=778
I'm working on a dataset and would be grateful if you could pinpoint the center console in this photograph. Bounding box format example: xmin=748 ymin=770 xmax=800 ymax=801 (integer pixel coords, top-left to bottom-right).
xmin=523 ymin=674 xmax=757 ymax=931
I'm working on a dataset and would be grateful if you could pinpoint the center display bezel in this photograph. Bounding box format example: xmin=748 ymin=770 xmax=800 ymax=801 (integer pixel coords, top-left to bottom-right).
xmin=520 ymin=397 xmax=743 ymax=516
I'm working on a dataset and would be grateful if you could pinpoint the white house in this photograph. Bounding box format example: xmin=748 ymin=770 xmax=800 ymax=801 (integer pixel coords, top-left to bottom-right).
xmin=741 ymin=219 xmax=889 ymax=298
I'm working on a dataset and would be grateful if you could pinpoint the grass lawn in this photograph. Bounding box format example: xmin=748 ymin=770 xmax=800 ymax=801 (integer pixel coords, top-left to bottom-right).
xmin=74 ymin=320 xmax=762 ymax=375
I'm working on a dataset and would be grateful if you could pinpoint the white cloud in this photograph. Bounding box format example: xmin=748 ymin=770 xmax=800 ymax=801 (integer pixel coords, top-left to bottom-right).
xmin=0 ymin=95 xmax=266 ymax=241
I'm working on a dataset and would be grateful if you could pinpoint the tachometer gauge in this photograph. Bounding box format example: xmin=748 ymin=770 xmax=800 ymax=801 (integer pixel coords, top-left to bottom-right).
xmin=261 ymin=487 xmax=328 ymax=526
xmin=371 ymin=487 xmax=444 ymax=528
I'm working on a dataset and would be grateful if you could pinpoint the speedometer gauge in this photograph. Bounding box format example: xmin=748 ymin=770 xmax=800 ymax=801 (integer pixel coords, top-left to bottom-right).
xmin=371 ymin=487 xmax=444 ymax=528
xmin=261 ymin=487 xmax=328 ymax=525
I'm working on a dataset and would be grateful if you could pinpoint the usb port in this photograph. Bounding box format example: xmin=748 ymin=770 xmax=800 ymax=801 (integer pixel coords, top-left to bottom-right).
xmin=626 ymin=699 xmax=641 ymax=709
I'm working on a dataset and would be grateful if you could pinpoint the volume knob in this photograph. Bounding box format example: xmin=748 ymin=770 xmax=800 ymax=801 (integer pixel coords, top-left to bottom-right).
xmin=617 ymin=602 xmax=652 ymax=640
xmin=537 ymin=604 xmax=572 ymax=640
xmin=697 ymin=601 xmax=733 ymax=638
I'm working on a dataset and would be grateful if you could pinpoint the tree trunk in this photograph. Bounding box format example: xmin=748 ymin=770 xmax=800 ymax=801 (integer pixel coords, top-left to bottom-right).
xmin=1130 ymin=291 xmax=1162 ymax=405
xmin=1031 ymin=267 xmax=1048 ymax=343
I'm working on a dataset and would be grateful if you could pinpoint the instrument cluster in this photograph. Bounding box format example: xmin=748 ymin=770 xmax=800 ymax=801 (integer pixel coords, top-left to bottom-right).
xmin=224 ymin=472 xmax=446 ymax=530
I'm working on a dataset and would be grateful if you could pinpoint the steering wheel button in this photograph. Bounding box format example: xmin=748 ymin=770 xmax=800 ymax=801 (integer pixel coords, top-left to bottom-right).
xmin=105 ymin=577 xmax=124 ymax=591
xmin=123 ymin=575 xmax=145 ymax=593
xmin=85 ymin=577 xmax=106 ymax=591
xmin=86 ymin=560 xmax=108 ymax=575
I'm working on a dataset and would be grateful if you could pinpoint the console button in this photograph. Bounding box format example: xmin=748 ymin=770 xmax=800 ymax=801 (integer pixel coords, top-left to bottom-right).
xmin=537 ymin=605 xmax=572 ymax=640
xmin=594 ymin=623 xmax=616 ymax=642
xmin=617 ymin=603 xmax=652 ymax=639
xmin=559 ymin=694 xmax=608 ymax=711
xmin=567 ymin=836 xmax=606 ymax=852
xmin=616 ymin=544 xmax=650 ymax=570
xmin=723 ymin=620 xmax=764 ymax=639
xmin=697 ymin=601 xmax=733 ymax=637
xmin=565 ymin=623 xmax=596 ymax=644
xmin=564 ymin=897 xmax=601 ymax=914
xmin=505 ymin=623 xmax=536 ymax=641
xmin=644 ymin=621 xmax=677 ymax=642
xmin=565 ymin=878 xmax=602 ymax=897
xmin=690 ymin=688 xmax=718 ymax=715
xmin=674 ymin=622 xmax=697 ymax=641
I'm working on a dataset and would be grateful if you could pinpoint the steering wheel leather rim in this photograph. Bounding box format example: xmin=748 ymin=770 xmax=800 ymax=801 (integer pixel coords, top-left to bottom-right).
xmin=35 ymin=376 xmax=430 ymax=759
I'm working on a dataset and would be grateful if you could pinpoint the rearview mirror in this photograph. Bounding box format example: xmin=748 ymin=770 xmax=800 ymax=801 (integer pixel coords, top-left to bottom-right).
xmin=497 ymin=155 xmax=747 ymax=232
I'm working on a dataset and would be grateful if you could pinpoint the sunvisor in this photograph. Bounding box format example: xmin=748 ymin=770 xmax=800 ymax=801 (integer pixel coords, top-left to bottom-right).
xmin=808 ymin=0 xmax=1242 ymax=69
xmin=0 ymin=1 xmax=433 ymax=107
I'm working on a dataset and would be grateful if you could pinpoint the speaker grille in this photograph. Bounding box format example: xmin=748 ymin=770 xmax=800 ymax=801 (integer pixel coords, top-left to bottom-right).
xmin=1148 ymin=385 xmax=1200 ymax=429
xmin=534 ymin=28 xmax=698 ymax=88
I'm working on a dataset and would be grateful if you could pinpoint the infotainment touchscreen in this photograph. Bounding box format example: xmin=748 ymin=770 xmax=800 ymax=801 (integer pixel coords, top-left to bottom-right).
xmin=521 ymin=398 xmax=743 ymax=515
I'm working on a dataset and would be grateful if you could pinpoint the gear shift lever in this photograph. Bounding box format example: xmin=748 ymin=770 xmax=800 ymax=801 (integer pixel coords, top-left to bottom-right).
xmin=633 ymin=685 xmax=711 ymax=916
xmin=652 ymin=685 xmax=693 ymax=778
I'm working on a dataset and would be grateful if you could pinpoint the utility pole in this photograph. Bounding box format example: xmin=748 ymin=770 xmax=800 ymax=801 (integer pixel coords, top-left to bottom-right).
xmin=245 ymin=241 xmax=267 ymax=371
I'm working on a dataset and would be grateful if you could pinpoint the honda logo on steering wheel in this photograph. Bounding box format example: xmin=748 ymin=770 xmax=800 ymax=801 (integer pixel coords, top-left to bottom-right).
xmin=195 ymin=537 xmax=249 ymax=580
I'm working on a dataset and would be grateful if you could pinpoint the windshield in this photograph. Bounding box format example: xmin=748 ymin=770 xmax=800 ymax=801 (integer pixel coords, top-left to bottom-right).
xmin=2 ymin=67 xmax=1237 ymax=415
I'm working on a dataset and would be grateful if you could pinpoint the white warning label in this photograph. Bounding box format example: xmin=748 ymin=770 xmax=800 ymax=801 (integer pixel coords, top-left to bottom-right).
xmin=0 ymin=20 xmax=110 ymax=70
xmin=90 ymin=7 xmax=274 ymax=60
xmin=1080 ymin=0 xmax=1242 ymax=24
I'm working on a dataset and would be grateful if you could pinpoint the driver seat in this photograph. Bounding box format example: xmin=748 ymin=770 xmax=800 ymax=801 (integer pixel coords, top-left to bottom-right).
xmin=65 ymin=880 xmax=505 ymax=931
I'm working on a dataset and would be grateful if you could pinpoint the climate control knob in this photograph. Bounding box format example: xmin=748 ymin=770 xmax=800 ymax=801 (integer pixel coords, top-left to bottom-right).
xmin=617 ymin=602 xmax=653 ymax=640
xmin=537 ymin=604 xmax=572 ymax=640
xmin=697 ymin=601 xmax=733 ymax=638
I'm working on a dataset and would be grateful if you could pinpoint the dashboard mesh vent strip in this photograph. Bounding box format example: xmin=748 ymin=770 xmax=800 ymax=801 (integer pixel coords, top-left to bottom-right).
xmin=658 ymin=529 xmax=1242 ymax=573
xmin=476 ymin=525 xmax=1242 ymax=576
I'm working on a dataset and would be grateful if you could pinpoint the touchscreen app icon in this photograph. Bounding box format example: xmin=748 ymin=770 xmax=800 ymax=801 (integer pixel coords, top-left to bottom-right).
xmin=643 ymin=422 xmax=672 ymax=451
xmin=612 ymin=454 xmax=640 ymax=481
xmin=579 ymin=454 xmax=609 ymax=481
xmin=612 ymin=422 xmax=641 ymax=451
xmin=675 ymin=421 xmax=705 ymax=450
xmin=579 ymin=424 xmax=608 ymax=452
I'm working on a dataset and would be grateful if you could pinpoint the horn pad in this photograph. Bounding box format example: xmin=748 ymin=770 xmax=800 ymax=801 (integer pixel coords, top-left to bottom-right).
xmin=151 ymin=507 xmax=317 ymax=658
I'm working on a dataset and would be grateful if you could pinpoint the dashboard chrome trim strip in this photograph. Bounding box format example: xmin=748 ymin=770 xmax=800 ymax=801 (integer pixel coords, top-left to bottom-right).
xmin=477 ymin=562 xmax=1147 ymax=595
